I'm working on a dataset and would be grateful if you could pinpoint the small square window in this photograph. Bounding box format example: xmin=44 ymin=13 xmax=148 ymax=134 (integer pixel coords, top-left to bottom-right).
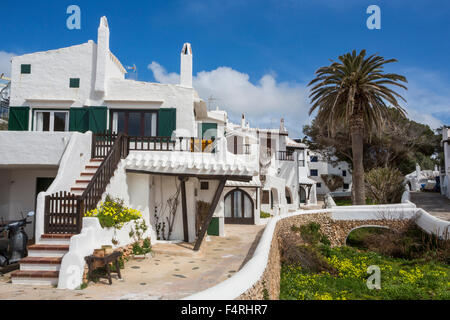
xmin=310 ymin=169 xmax=318 ymax=176
xmin=310 ymin=156 xmax=318 ymax=162
xmin=342 ymin=170 xmax=347 ymax=177
xmin=70 ymin=78 xmax=80 ymax=88
xmin=200 ymin=181 xmax=209 ymax=190
xmin=21 ymin=64 xmax=31 ymax=74
xmin=317 ymin=183 xmax=322 ymax=188
xmin=343 ymin=183 xmax=350 ymax=190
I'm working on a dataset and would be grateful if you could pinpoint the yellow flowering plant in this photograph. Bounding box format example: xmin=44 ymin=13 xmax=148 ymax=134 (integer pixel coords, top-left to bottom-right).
xmin=85 ymin=195 xmax=142 ymax=229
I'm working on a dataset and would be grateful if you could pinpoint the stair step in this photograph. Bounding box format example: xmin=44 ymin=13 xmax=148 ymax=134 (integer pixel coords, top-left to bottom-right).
xmin=75 ymin=180 xmax=91 ymax=184
xmin=71 ymin=187 xmax=86 ymax=191
xmin=90 ymin=158 xmax=103 ymax=162
xmin=85 ymin=165 xmax=100 ymax=169
xmin=41 ymin=234 xmax=74 ymax=240
xmin=80 ymin=172 xmax=95 ymax=177
xmin=11 ymin=270 xmax=59 ymax=285
xmin=28 ymin=244 xmax=69 ymax=251
xmin=20 ymin=257 xmax=62 ymax=265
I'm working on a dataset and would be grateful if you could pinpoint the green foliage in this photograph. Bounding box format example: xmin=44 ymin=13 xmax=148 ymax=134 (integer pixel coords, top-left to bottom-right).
xmin=291 ymin=222 xmax=330 ymax=246
xmin=129 ymin=219 xmax=151 ymax=256
xmin=280 ymin=246 xmax=450 ymax=300
xmin=85 ymin=195 xmax=142 ymax=229
xmin=365 ymin=167 xmax=405 ymax=204
xmin=260 ymin=211 xmax=271 ymax=219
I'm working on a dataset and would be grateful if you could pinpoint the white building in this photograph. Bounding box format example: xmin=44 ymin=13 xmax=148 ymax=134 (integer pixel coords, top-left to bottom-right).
xmin=307 ymin=151 xmax=352 ymax=198
xmin=440 ymin=126 xmax=450 ymax=198
xmin=0 ymin=16 xmax=316 ymax=287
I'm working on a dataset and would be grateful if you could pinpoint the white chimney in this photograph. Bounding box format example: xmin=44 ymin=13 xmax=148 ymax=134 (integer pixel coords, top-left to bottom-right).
xmin=241 ymin=114 xmax=246 ymax=128
xmin=180 ymin=43 xmax=193 ymax=87
xmin=95 ymin=16 xmax=110 ymax=94
xmin=280 ymin=118 xmax=285 ymax=132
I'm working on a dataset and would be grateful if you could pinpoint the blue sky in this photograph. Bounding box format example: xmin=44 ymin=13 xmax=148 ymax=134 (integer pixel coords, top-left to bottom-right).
xmin=1 ymin=0 xmax=449 ymax=136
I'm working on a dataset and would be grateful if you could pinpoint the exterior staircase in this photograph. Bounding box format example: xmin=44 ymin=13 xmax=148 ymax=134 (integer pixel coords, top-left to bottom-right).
xmin=11 ymin=159 xmax=103 ymax=286
xmin=11 ymin=133 xmax=128 ymax=287
xmin=11 ymin=234 xmax=72 ymax=286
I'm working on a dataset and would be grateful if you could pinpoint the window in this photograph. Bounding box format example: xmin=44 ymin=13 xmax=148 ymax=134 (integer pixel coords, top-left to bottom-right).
xmin=343 ymin=183 xmax=350 ymax=190
xmin=342 ymin=170 xmax=347 ymax=177
xmin=200 ymin=181 xmax=209 ymax=190
xmin=310 ymin=156 xmax=318 ymax=162
xmin=298 ymin=151 xmax=305 ymax=167
xmin=21 ymin=64 xmax=31 ymax=74
xmin=285 ymin=187 xmax=292 ymax=204
xmin=34 ymin=110 xmax=69 ymax=132
xmin=69 ymin=78 xmax=80 ymax=88
xmin=111 ymin=110 xmax=157 ymax=136
xmin=262 ymin=190 xmax=270 ymax=204
xmin=317 ymin=183 xmax=322 ymax=188
xmin=310 ymin=169 xmax=318 ymax=176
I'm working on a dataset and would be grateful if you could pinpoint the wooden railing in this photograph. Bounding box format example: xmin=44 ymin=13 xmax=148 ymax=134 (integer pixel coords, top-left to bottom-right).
xmin=44 ymin=133 xmax=218 ymax=234
xmin=276 ymin=151 xmax=294 ymax=161
xmin=128 ymin=136 xmax=216 ymax=153
xmin=44 ymin=132 xmax=129 ymax=234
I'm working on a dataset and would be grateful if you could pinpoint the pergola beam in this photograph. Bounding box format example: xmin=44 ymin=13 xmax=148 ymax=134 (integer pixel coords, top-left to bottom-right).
xmin=193 ymin=177 xmax=227 ymax=251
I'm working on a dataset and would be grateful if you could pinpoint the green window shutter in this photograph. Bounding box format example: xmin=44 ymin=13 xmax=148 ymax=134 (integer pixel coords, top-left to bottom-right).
xmin=69 ymin=78 xmax=80 ymax=88
xmin=207 ymin=217 xmax=220 ymax=236
xmin=88 ymin=106 xmax=107 ymax=134
xmin=21 ymin=64 xmax=31 ymax=74
xmin=69 ymin=107 xmax=89 ymax=133
xmin=8 ymin=106 xmax=30 ymax=131
xmin=201 ymin=123 xmax=217 ymax=139
xmin=157 ymin=108 xmax=176 ymax=137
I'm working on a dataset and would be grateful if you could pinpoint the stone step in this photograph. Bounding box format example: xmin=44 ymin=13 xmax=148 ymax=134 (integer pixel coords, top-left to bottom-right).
xmin=80 ymin=172 xmax=95 ymax=177
xmin=11 ymin=270 xmax=59 ymax=286
xmin=19 ymin=257 xmax=62 ymax=271
xmin=39 ymin=234 xmax=74 ymax=245
xmin=90 ymin=158 xmax=103 ymax=162
xmin=27 ymin=244 xmax=69 ymax=258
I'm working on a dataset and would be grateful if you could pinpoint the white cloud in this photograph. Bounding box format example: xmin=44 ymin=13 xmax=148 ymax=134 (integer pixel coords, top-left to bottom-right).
xmin=148 ymin=62 xmax=311 ymax=137
xmin=148 ymin=62 xmax=450 ymax=135
xmin=0 ymin=51 xmax=16 ymax=77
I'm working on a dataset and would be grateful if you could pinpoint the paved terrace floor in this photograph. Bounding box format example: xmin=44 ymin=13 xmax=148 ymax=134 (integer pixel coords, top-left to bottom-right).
xmin=410 ymin=191 xmax=450 ymax=222
xmin=0 ymin=224 xmax=265 ymax=300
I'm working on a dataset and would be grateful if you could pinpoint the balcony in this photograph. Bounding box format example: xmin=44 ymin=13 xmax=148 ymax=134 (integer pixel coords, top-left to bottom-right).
xmin=276 ymin=150 xmax=294 ymax=161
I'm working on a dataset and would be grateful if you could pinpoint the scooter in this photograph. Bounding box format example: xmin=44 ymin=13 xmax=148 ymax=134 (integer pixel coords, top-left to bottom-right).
xmin=0 ymin=211 xmax=34 ymax=267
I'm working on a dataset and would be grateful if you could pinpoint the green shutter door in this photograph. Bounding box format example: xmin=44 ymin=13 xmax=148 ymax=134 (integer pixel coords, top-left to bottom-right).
xmin=201 ymin=123 xmax=217 ymax=139
xmin=88 ymin=106 xmax=107 ymax=134
xmin=8 ymin=107 xmax=30 ymax=131
xmin=207 ymin=217 xmax=220 ymax=236
xmin=69 ymin=108 xmax=89 ymax=133
xmin=157 ymin=108 xmax=176 ymax=137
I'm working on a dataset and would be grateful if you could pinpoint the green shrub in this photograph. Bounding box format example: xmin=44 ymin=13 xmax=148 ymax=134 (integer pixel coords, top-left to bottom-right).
xmin=365 ymin=167 xmax=404 ymax=204
xmin=85 ymin=195 xmax=142 ymax=229
xmin=260 ymin=211 xmax=271 ymax=219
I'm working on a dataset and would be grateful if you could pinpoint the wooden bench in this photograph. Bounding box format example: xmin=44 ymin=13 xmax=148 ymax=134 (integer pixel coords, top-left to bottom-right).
xmin=85 ymin=251 xmax=122 ymax=285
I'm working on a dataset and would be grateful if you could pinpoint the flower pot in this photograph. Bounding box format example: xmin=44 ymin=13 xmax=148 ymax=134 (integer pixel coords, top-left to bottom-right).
xmin=102 ymin=245 xmax=113 ymax=255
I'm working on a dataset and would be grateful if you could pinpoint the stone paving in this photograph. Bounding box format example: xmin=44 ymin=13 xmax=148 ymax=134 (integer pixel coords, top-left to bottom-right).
xmin=0 ymin=224 xmax=265 ymax=300
xmin=410 ymin=191 xmax=450 ymax=221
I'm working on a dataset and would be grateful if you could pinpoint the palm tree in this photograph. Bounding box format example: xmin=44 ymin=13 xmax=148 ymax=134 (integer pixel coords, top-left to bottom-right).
xmin=308 ymin=50 xmax=407 ymax=205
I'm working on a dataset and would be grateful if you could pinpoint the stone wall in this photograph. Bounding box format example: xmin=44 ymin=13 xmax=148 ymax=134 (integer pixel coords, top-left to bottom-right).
xmin=237 ymin=212 xmax=411 ymax=300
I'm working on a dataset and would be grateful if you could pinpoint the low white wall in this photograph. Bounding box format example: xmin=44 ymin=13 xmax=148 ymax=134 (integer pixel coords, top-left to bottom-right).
xmin=35 ymin=132 xmax=92 ymax=241
xmin=0 ymin=131 xmax=73 ymax=166
xmin=58 ymin=217 xmax=148 ymax=290
xmin=185 ymin=200 xmax=449 ymax=300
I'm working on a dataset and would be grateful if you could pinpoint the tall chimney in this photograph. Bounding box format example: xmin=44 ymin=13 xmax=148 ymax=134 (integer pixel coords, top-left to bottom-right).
xmin=95 ymin=16 xmax=110 ymax=94
xmin=180 ymin=43 xmax=193 ymax=87
xmin=241 ymin=114 xmax=246 ymax=128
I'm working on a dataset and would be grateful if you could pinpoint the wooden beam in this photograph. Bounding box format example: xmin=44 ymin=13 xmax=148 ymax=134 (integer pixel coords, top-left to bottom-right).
xmin=193 ymin=178 xmax=227 ymax=251
xmin=126 ymin=169 xmax=253 ymax=182
xmin=179 ymin=177 xmax=189 ymax=242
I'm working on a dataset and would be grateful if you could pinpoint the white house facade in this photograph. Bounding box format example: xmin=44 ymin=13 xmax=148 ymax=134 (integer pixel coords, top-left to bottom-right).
xmin=308 ymin=151 xmax=353 ymax=198
xmin=0 ymin=16 xmax=317 ymax=288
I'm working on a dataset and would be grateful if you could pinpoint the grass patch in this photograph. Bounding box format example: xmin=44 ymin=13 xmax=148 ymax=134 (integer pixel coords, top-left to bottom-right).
xmin=260 ymin=211 xmax=271 ymax=219
xmin=334 ymin=198 xmax=374 ymax=206
xmin=280 ymin=245 xmax=450 ymax=300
